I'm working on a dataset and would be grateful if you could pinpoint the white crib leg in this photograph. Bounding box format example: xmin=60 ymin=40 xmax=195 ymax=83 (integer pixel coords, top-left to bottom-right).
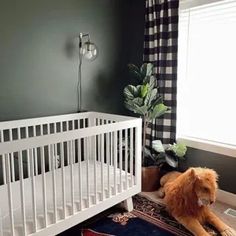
xmin=123 ymin=197 xmax=133 ymax=212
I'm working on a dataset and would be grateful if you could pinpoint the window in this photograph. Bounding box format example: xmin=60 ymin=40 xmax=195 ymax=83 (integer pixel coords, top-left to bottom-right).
xmin=177 ymin=0 xmax=236 ymax=154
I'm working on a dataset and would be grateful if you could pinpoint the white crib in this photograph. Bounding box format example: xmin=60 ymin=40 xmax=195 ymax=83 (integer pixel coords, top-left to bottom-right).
xmin=0 ymin=112 xmax=142 ymax=236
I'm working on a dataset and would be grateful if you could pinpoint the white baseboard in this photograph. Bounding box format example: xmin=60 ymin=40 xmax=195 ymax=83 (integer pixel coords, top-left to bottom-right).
xmin=217 ymin=189 xmax=236 ymax=207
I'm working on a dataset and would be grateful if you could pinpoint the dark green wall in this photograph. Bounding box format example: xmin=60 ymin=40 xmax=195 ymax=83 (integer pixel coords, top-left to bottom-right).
xmin=1 ymin=1 xmax=235 ymax=195
xmin=0 ymin=0 xmax=145 ymax=121
xmin=179 ymin=148 xmax=236 ymax=194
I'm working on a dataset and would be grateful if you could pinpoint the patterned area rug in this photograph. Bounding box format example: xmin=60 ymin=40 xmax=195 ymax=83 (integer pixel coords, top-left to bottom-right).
xmin=80 ymin=212 xmax=175 ymax=236
xmin=132 ymin=195 xmax=219 ymax=236
xmin=60 ymin=195 xmax=220 ymax=236
xmin=132 ymin=195 xmax=190 ymax=236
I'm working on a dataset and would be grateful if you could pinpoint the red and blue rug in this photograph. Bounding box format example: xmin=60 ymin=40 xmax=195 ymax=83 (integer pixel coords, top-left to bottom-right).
xmin=60 ymin=195 xmax=219 ymax=236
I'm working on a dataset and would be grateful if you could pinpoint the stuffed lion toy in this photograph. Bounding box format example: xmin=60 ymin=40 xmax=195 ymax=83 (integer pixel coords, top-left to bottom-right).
xmin=157 ymin=167 xmax=236 ymax=236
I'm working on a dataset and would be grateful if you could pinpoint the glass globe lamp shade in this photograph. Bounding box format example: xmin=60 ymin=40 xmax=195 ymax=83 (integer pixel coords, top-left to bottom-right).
xmin=80 ymin=41 xmax=98 ymax=61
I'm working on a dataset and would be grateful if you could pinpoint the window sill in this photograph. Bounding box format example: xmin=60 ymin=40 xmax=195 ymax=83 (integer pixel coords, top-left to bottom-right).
xmin=177 ymin=136 xmax=236 ymax=158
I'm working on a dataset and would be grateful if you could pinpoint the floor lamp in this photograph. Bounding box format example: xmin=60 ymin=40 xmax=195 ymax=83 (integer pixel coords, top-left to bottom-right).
xmin=78 ymin=33 xmax=98 ymax=112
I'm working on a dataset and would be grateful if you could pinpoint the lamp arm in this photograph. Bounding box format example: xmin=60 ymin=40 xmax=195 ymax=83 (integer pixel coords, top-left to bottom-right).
xmin=77 ymin=32 xmax=96 ymax=112
xmin=77 ymin=32 xmax=90 ymax=111
xmin=77 ymin=52 xmax=82 ymax=112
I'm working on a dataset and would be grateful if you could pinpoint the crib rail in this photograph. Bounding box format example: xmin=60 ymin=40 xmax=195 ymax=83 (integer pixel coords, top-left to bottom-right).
xmin=0 ymin=112 xmax=136 ymax=184
xmin=0 ymin=112 xmax=142 ymax=236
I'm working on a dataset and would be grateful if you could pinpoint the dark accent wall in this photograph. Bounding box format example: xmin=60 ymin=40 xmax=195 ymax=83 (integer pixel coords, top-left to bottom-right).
xmin=0 ymin=0 xmax=145 ymax=121
xmin=0 ymin=1 xmax=235 ymax=196
xmin=179 ymin=148 xmax=236 ymax=194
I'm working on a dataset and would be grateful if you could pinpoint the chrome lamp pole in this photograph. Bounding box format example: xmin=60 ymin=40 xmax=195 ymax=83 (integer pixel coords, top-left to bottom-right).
xmin=77 ymin=33 xmax=98 ymax=112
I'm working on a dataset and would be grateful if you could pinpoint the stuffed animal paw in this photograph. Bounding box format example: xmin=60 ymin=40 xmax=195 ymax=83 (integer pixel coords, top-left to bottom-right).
xmin=221 ymin=228 xmax=236 ymax=236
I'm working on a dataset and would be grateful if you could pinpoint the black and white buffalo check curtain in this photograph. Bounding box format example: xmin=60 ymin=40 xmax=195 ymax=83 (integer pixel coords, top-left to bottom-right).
xmin=144 ymin=0 xmax=179 ymax=145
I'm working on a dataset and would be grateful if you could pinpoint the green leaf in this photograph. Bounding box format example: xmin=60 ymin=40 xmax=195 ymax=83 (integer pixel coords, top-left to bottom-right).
xmin=165 ymin=153 xmax=178 ymax=168
xmin=143 ymin=147 xmax=153 ymax=159
xmin=128 ymin=64 xmax=142 ymax=81
xmin=133 ymin=104 xmax=148 ymax=115
xmin=137 ymin=85 xmax=142 ymax=95
xmin=124 ymin=99 xmax=148 ymax=115
xmin=167 ymin=143 xmax=187 ymax=158
xmin=151 ymin=96 xmax=163 ymax=107
xmin=148 ymin=103 xmax=169 ymax=120
xmin=123 ymin=85 xmax=138 ymax=100
xmin=140 ymin=84 xmax=149 ymax=98
xmin=144 ymin=88 xmax=157 ymax=106
xmin=149 ymin=75 xmax=157 ymax=88
xmin=152 ymin=140 xmax=165 ymax=153
xmin=124 ymin=100 xmax=136 ymax=113
xmin=133 ymin=97 xmax=144 ymax=106
xmin=143 ymin=75 xmax=157 ymax=89
xmin=140 ymin=63 xmax=154 ymax=77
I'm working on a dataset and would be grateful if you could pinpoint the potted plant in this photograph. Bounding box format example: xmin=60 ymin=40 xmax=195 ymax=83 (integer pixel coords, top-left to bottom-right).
xmin=150 ymin=141 xmax=187 ymax=168
xmin=141 ymin=141 xmax=187 ymax=191
xmin=123 ymin=63 xmax=170 ymax=191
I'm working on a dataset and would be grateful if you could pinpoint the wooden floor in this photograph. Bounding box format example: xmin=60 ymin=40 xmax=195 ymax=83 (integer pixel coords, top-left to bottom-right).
xmin=140 ymin=191 xmax=236 ymax=230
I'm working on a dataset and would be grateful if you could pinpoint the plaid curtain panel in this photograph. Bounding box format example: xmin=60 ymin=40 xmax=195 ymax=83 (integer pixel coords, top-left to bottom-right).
xmin=144 ymin=0 xmax=179 ymax=145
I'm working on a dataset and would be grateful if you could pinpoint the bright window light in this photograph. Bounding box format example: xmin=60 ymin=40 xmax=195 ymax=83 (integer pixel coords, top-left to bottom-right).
xmin=177 ymin=0 xmax=236 ymax=146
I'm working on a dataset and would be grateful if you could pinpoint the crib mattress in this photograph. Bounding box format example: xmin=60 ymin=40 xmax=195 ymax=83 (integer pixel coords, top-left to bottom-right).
xmin=0 ymin=161 xmax=134 ymax=234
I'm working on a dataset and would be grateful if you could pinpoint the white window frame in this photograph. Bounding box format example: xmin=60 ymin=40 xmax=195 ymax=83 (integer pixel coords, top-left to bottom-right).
xmin=180 ymin=0 xmax=225 ymax=10
xmin=177 ymin=0 xmax=236 ymax=158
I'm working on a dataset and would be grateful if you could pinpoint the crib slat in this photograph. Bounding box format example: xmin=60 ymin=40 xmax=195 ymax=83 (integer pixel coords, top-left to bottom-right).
xmin=33 ymin=126 xmax=37 ymax=138
xmin=125 ymin=129 xmax=128 ymax=190
xmin=77 ymin=138 xmax=82 ymax=210
xmin=40 ymin=147 xmax=47 ymax=227
xmin=94 ymin=135 xmax=97 ymax=204
xmin=85 ymin=137 xmax=90 ymax=207
xmin=55 ymin=143 xmax=58 ymax=169
xmin=25 ymin=127 xmax=30 ymax=178
xmin=119 ymin=130 xmax=123 ymax=192
xmin=101 ymin=132 xmax=104 ymax=200
xmin=9 ymin=129 xmax=13 ymax=141
xmin=6 ymin=153 xmax=15 ymax=236
xmin=110 ymin=127 xmax=113 ymax=166
xmin=47 ymin=124 xmax=52 ymax=171
xmin=40 ymin=125 xmax=43 ymax=136
xmin=135 ymin=126 xmax=142 ymax=186
xmin=114 ymin=131 xmax=117 ymax=195
xmin=25 ymin=127 xmax=29 ymax=138
xmin=53 ymin=124 xmax=57 ymax=169
xmin=50 ymin=144 xmax=57 ymax=223
xmin=19 ymin=151 xmax=27 ymax=235
xmin=97 ymin=120 xmax=101 ymax=162
xmin=17 ymin=128 xmax=21 ymax=140
xmin=130 ymin=128 xmax=134 ymax=187
xmin=70 ymin=140 xmax=75 ymax=215
xmin=33 ymin=127 xmax=38 ymax=176
xmin=60 ymin=142 xmax=66 ymax=218
xmin=1 ymin=131 xmax=6 ymax=184
xmin=106 ymin=132 xmax=110 ymax=198
xmin=60 ymin=122 xmax=63 ymax=133
xmin=54 ymin=123 xmax=57 ymax=134
xmin=29 ymin=149 xmax=37 ymax=232
xmin=46 ymin=124 xmax=49 ymax=135
xmin=9 ymin=130 xmax=15 ymax=182
xmin=0 ymin=130 xmax=3 ymax=142
xmin=1 ymin=154 xmax=6 ymax=185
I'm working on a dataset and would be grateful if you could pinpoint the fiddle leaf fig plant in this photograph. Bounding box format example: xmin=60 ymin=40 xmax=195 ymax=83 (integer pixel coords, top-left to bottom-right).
xmin=124 ymin=63 xmax=169 ymax=121
xmin=124 ymin=63 xmax=170 ymax=165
